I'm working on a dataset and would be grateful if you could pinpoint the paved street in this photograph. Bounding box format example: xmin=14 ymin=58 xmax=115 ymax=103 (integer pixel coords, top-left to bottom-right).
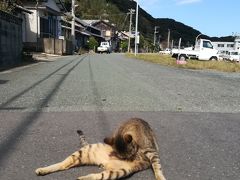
xmin=0 ymin=54 xmax=240 ymax=180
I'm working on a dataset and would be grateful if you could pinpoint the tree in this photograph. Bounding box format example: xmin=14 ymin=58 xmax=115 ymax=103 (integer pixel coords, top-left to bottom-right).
xmin=87 ymin=36 xmax=98 ymax=51
xmin=0 ymin=0 xmax=13 ymax=13
xmin=75 ymin=0 xmax=128 ymax=31
xmin=120 ymin=40 xmax=128 ymax=52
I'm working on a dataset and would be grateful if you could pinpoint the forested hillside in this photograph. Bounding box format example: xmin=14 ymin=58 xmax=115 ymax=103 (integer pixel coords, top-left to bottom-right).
xmin=69 ymin=0 xmax=233 ymax=47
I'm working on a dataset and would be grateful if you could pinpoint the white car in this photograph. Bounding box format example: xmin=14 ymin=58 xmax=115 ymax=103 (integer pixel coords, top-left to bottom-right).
xmin=159 ymin=48 xmax=171 ymax=55
xmin=225 ymin=51 xmax=240 ymax=62
xmin=97 ymin=42 xmax=111 ymax=54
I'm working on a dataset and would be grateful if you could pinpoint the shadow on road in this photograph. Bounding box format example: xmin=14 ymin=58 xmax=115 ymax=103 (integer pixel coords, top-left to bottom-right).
xmin=88 ymin=56 xmax=110 ymax=134
xmin=0 ymin=57 xmax=75 ymax=109
xmin=0 ymin=80 xmax=9 ymax=84
xmin=0 ymin=55 xmax=87 ymax=166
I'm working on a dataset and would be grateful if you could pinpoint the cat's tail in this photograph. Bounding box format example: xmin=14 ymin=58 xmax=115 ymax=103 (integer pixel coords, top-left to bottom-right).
xmin=77 ymin=130 xmax=89 ymax=147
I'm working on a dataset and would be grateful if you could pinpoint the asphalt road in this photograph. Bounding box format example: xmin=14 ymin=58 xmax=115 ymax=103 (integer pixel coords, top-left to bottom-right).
xmin=0 ymin=54 xmax=239 ymax=180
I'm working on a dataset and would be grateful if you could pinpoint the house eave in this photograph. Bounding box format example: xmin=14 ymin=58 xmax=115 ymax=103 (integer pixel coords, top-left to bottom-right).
xmin=14 ymin=5 xmax=33 ymax=14
xmin=26 ymin=6 xmax=63 ymax=16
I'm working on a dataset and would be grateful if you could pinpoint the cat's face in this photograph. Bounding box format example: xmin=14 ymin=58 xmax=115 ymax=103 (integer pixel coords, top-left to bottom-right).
xmin=104 ymin=134 xmax=138 ymax=160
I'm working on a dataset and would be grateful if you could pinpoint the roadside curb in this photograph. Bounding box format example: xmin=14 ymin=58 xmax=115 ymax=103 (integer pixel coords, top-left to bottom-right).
xmin=0 ymin=53 xmax=63 ymax=74
xmin=32 ymin=53 xmax=62 ymax=62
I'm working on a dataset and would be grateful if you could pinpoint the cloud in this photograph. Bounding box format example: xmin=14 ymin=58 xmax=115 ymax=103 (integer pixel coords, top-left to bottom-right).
xmin=139 ymin=0 xmax=160 ymax=11
xmin=176 ymin=0 xmax=202 ymax=5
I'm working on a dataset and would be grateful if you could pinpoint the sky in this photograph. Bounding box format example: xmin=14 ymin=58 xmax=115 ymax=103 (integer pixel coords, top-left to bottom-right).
xmin=138 ymin=0 xmax=239 ymax=37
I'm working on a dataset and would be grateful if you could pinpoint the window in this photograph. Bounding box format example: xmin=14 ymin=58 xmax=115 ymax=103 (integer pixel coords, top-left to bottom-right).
xmin=218 ymin=44 xmax=224 ymax=47
xmin=203 ymin=41 xmax=213 ymax=49
xmin=227 ymin=44 xmax=234 ymax=47
xmin=231 ymin=52 xmax=238 ymax=55
xmin=40 ymin=16 xmax=57 ymax=38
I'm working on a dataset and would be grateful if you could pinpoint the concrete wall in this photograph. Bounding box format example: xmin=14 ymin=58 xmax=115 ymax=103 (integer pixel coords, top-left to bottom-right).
xmin=0 ymin=10 xmax=22 ymax=68
xmin=25 ymin=9 xmax=38 ymax=43
xmin=43 ymin=38 xmax=72 ymax=55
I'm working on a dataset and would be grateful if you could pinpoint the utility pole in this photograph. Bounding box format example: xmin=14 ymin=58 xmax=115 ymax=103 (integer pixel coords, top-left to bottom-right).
xmin=128 ymin=9 xmax=135 ymax=53
xmin=154 ymin=26 xmax=159 ymax=46
xmin=36 ymin=0 xmax=39 ymax=51
xmin=71 ymin=0 xmax=75 ymax=54
xmin=159 ymin=35 xmax=161 ymax=50
xmin=134 ymin=0 xmax=139 ymax=56
xmin=167 ymin=29 xmax=170 ymax=49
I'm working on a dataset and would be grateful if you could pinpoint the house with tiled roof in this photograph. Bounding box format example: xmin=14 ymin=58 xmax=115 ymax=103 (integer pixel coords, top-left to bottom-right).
xmin=82 ymin=19 xmax=118 ymax=51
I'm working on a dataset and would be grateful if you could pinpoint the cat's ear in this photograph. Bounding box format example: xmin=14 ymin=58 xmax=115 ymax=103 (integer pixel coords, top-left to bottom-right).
xmin=123 ymin=134 xmax=132 ymax=144
xmin=104 ymin=137 xmax=114 ymax=145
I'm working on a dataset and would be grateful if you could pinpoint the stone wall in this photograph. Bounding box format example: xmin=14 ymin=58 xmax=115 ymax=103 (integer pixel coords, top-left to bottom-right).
xmin=0 ymin=10 xmax=22 ymax=68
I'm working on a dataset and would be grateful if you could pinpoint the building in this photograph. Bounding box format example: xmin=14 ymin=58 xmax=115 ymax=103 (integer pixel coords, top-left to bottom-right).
xmin=22 ymin=0 xmax=105 ymax=53
xmin=212 ymin=36 xmax=240 ymax=54
xmin=82 ymin=20 xmax=116 ymax=40
xmin=61 ymin=16 xmax=104 ymax=51
xmin=82 ymin=20 xmax=117 ymax=50
xmin=22 ymin=0 xmax=66 ymax=51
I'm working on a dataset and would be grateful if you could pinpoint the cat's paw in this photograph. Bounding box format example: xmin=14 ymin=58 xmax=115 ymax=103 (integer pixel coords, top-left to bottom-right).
xmin=35 ymin=168 xmax=46 ymax=176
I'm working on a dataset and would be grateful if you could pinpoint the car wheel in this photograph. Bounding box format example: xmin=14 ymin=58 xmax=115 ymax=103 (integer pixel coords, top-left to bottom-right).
xmin=178 ymin=54 xmax=186 ymax=61
xmin=210 ymin=56 xmax=218 ymax=61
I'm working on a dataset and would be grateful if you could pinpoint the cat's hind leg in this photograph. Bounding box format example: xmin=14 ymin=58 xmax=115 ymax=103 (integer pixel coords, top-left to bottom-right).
xmin=35 ymin=150 xmax=82 ymax=176
xmin=35 ymin=143 xmax=110 ymax=176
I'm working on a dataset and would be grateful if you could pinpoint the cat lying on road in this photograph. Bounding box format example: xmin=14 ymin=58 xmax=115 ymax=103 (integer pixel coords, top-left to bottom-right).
xmin=35 ymin=118 xmax=166 ymax=180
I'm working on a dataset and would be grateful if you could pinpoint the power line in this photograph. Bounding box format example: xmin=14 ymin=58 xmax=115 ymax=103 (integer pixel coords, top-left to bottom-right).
xmin=80 ymin=13 xmax=126 ymax=17
xmin=120 ymin=12 xmax=129 ymax=30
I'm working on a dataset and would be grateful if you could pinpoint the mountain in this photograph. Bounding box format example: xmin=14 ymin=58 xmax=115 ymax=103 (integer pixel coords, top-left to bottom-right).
xmin=74 ymin=0 xmax=233 ymax=47
xmin=108 ymin=0 xmax=206 ymax=46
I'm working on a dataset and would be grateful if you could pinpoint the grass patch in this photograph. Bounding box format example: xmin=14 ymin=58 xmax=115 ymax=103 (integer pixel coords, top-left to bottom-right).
xmin=126 ymin=53 xmax=240 ymax=72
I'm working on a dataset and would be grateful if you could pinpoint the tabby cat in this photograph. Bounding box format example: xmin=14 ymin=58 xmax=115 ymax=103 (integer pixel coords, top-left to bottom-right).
xmin=35 ymin=118 xmax=166 ymax=180
xmin=104 ymin=118 xmax=166 ymax=180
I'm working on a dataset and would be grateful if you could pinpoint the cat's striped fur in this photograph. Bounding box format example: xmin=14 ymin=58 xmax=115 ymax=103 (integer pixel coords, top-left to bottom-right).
xmin=104 ymin=118 xmax=166 ymax=180
xmin=35 ymin=118 xmax=166 ymax=180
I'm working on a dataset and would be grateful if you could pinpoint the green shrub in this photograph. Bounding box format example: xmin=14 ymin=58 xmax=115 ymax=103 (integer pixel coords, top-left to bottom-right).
xmin=120 ymin=40 xmax=128 ymax=52
xmin=87 ymin=36 xmax=98 ymax=51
